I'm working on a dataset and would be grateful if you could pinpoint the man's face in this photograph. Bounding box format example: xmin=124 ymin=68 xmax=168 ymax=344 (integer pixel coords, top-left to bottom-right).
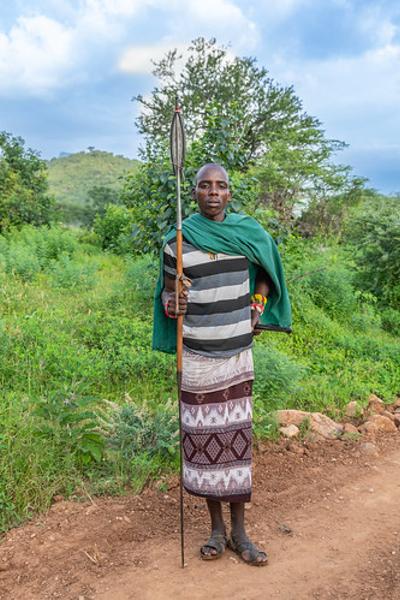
xmin=193 ymin=166 xmax=231 ymax=222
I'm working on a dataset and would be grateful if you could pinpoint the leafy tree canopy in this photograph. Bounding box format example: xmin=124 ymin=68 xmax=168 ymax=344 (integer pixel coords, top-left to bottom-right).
xmin=344 ymin=194 xmax=400 ymax=309
xmin=119 ymin=37 xmax=363 ymax=252
xmin=0 ymin=131 xmax=53 ymax=232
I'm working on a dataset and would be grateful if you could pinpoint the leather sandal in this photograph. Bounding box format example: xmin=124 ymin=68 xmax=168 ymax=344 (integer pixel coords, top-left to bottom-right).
xmin=200 ymin=533 xmax=228 ymax=561
xmin=228 ymin=536 xmax=268 ymax=566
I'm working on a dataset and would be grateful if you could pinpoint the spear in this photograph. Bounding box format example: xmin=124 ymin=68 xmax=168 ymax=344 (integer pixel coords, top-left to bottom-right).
xmin=170 ymin=100 xmax=186 ymax=568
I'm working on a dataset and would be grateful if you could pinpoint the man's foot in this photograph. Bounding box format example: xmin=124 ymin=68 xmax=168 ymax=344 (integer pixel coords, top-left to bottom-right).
xmin=228 ymin=534 xmax=268 ymax=566
xmin=200 ymin=532 xmax=228 ymax=561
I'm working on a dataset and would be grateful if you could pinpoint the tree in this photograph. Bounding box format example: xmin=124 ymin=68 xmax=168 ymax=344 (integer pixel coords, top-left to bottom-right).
xmin=120 ymin=37 xmax=360 ymax=252
xmin=0 ymin=131 xmax=53 ymax=231
xmin=135 ymin=37 xmax=331 ymax=171
xmin=343 ymin=195 xmax=400 ymax=308
xmin=80 ymin=185 xmax=120 ymax=227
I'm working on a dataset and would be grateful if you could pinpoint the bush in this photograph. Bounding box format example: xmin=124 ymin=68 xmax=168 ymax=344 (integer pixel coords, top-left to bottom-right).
xmin=253 ymin=343 xmax=305 ymax=410
xmin=0 ymin=225 xmax=80 ymax=282
xmin=344 ymin=196 xmax=400 ymax=308
xmin=5 ymin=243 xmax=41 ymax=281
xmin=93 ymin=204 xmax=134 ymax=254
xmin=120 ymin=254 xmax=159 ymax=313
xmin=0 ymin=131 xmax=54 ymax=232
xmin=287 ymin=246 xmax=359 ymax=321
xmin=381 ymin=307 xmax=400 ymax=337
xmin=99 ymin=398 xmax=179 ymax=491
xmin=49 ymin=254 xmax=98 ymax=290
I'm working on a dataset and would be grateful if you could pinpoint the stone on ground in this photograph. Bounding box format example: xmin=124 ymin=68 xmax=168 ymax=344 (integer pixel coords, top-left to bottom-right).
xmin=275 ymin=410 xmax=343 ymax=440
xmin=343 ymin=423 xmax=359 ymax=434
xmin=280 ymin=424 xmax=300 ymax=438
xmin=366 ymin=394 xmax=385 ymax=415
xmin=345 ymin=401 xmax=360 ymax=418
xmin=368 ymin=414 xmax=397 ymax=433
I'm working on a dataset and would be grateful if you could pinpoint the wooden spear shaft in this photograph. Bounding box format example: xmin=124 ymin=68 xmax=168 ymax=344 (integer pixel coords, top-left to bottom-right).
xmin=170 ymin=103 xmax=186 ymax=568
xmin=175 ymin=168 xmax=185 ymax=569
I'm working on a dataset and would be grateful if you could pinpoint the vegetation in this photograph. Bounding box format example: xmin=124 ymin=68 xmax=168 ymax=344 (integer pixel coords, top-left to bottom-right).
xmin=48 ymin=148 xmax=138 ymax=206
xmin=117 ymin=37 xmax=363 ymax=254
xmin=48 ymin=149 xmax=139 ymax=224
xmin=0 ymin=224 xmax=399 ymax=532
xmin=0 ymin=131 xmax=54 ymax=232
xmin=0 ymin=37 xmax=399 ymax=536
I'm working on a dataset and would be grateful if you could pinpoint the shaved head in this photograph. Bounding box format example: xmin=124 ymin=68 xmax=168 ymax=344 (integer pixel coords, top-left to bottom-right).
xmin=195 ymin=163 xmax=229 ymax=184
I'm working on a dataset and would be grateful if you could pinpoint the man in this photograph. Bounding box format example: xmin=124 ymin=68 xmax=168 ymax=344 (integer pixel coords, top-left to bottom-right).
xmin=153 ymin=163 xmax=291 ymax=565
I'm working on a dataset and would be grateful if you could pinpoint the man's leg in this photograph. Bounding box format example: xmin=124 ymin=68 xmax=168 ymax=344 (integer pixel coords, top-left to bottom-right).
xmin=200 ymin=499 xmax=227 ymax=558
xmin=229 ymin=502 xmax=268 ymax=565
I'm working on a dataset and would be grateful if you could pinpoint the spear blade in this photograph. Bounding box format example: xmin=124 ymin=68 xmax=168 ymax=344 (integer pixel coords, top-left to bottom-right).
xmin=170 ymin=103 xmax=186 ymax=177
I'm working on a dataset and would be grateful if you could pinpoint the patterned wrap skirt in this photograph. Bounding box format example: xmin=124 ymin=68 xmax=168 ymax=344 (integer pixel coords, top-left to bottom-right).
xmin=181 ymin=347 xmax=254 ymax=503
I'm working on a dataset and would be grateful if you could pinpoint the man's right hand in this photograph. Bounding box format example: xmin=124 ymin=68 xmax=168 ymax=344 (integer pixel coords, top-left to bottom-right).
xmin=164 ymin=289 xmax=188 ymax=316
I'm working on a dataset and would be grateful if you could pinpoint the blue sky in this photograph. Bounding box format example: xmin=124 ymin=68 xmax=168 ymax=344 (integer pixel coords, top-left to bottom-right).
xmin=0 ymin=0 xmax=399 ymax=193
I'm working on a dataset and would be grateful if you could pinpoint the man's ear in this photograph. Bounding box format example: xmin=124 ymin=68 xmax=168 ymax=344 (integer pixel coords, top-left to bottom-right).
xmin=191 ymin=187 xmax=196 ymax=200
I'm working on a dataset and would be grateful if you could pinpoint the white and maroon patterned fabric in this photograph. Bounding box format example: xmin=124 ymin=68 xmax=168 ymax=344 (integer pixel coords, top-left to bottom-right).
xmin=181 ymin=348 xmax=254 ymax=503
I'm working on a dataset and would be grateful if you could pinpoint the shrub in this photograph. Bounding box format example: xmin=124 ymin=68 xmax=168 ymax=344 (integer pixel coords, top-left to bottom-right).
xmin=49 ymin=254 xmax=98 ymax=289
xmin=253 ymin=343 xmax=305 ymax=410
xmin=5 ymin=243 xmax=41 ymax=281
xmin=344 ymin=196 xmax=400 ymax=308
xmin=0 ymin=131 xmax=54 ymax=232
xmin=99 ymin=398 xmax=179 ymax=490
xmin=93 ymin=204 xmax=134 ymax=254
xmin=296 ymin=260 xmax=357 ymax=321
xmin=0 ymin=225 xmax=80 ymax=282
xmin=381 ymin=307 xmax=400 ymax=337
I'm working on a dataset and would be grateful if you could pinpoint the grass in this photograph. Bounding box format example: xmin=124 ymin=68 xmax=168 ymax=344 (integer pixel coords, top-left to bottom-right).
xmin=0 ymin=226 xmax=399 ymax=533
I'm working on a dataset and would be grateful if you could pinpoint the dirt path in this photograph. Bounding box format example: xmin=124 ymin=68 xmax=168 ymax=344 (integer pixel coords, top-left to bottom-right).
xmin=1 ymin=434 xmax=400 ymax=600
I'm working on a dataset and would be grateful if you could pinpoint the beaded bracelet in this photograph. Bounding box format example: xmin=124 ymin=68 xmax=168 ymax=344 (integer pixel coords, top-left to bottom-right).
xmin=250 ymin=294 xmax=268 ymax=317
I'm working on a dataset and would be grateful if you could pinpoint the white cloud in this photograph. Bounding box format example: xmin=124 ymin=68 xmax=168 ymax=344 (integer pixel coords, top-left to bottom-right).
xmin=118 ymin=0 xmax=259 ymax=75
xmin=358 ymin=5 xmax=398 ymax=46
xmin=118 ymin=42 xmax=188 ymax=74
xmin=0 ymin=0 xmax=259 ymax=96
xmin=270 ymin=42 xmax=400 ymax=150
xmin=0 ymin=15 xmax=75 ymax=95
xmin=168 ymin=0 xmax=259 ymax=52
xmin=0 ymin=0 xmax=150 ymax=97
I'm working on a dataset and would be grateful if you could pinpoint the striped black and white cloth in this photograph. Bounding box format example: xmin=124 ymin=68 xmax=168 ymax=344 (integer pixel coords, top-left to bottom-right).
xmin=163 ymin=238 xmax=252 ymax=358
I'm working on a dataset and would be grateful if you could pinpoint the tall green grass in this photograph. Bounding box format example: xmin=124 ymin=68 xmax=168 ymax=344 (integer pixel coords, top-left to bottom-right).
xmin=0 ymin=227 xmax=399 ymax=533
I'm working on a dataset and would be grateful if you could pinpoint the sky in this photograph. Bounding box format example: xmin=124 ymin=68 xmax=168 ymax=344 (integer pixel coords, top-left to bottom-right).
xmin=0 ymin=0 xmax=399 ymax=193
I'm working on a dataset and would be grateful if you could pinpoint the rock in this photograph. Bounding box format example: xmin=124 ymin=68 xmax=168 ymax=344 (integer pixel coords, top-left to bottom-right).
xmin=394 ymin=414 xmax=400 ymax=428
xmin=309 ymin=413 xmax=343 ymax=439
xmin=359 ymin=421 xmax=379 ymax=436
xmin=359 ymin=442 xmax=379 ymax=457
xmin=275 ymin=410 xmax=309 ymax=426
xmin=343 ymin=423 xmax=359 ymax=434
xmin=368 ymin=414 xmax=397 ymax=433
xmin=393 ymin=398 xmax=400 ymax=409
xmin=345 ymin=401 xmax=360 ymax=418
xmin=275 ymin=410 xmax=343 ymax=440
xmin=279 ymin=424 xmax=299 ymax=438
xmin=366 ymin=394 xmax=385 ymax=415
xmin=382 ymin=410 xmax=395 ymax=422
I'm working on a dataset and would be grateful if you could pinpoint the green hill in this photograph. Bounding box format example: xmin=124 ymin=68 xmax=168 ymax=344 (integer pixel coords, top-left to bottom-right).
xmin=47 ymin=149 xmax=139 ymax=206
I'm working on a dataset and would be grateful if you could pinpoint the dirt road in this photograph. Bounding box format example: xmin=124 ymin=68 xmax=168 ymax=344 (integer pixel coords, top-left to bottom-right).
xmin=1 ymin=434 xmax=400 ymax=600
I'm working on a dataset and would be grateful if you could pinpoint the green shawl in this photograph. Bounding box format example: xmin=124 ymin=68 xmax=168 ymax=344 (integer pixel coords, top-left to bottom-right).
xmin=152 ymin=212 xmax=291 ymax=354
